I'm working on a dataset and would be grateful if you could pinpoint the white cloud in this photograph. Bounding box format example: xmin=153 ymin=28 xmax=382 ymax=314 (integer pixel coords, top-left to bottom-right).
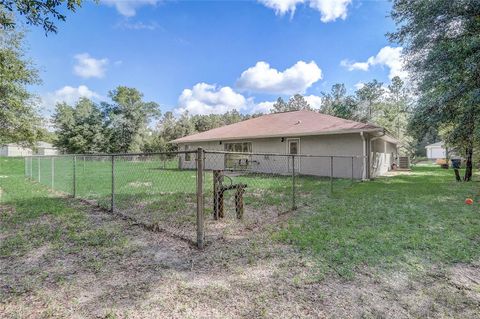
xmin=354 ymin=82 xmax=365 ymax=90
xmin=176 ymin=83 xmax=248 ymax=115
xmin=258 ymin=0 xmax=351 ymax=22
xmin=41 ymin=85 xmax=102 ymax=111
xmin=251 ymin=101 xmax=276 ymax=113
xmin=102 ymin=0 xmax=158 ymax=17
xmin=115 ymin=20 xmax=161 ymax=30
xmin=252 ymin=94 xmax=322 ymax=114
xmin=73 ymin=53 xmax=108 ymax=79
xmin=258 ymin=0 xmax=304 ymax=16
xmin=341 ymin=46 xmax=408 ymax=80
xmin=304 ymin=94 xmax=323 ymax=109
xmin=309 ymin=0 xmax=351 ymax=22
xmin=237 ymin=60 xmax=322 ymax=95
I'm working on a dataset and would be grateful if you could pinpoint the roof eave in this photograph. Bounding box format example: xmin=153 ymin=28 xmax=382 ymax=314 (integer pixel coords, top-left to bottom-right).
xmin=170 ymin=127 xmax=383 ymax=144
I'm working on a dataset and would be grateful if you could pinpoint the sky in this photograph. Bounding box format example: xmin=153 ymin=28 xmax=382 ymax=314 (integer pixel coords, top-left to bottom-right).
xmin=24 ymin=0 xmax=403 ymax=117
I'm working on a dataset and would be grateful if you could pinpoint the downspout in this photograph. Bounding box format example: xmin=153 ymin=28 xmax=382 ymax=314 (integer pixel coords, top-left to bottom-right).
xmin=369 ymin=129 xmax=386 ymax=179
xmin=360 ymin=132 xmax=367 ymax=180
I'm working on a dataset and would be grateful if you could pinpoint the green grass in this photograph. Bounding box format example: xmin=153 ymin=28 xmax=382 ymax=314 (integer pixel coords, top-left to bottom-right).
xmin=24 ymin=156 xmax=350 ymax=229
xmin=277 ymin=164 xmax=480 ymax=278
xmin=0 ymin=157 xmax=127 ymax=258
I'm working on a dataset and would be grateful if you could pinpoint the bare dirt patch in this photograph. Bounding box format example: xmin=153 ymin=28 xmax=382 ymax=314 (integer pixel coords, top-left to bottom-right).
xmin=1 ymin=203 xmax=480 ymax=318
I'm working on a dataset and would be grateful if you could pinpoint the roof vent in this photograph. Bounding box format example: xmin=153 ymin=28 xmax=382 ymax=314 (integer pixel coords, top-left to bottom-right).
xmin=295 ymin=120 xmax=302 ymax=125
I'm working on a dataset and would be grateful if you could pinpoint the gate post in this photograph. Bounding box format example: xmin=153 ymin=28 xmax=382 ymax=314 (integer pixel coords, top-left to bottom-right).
xmin=51 ymin=157 xmax=55 ymax=189
xmin=73 ymin=156 xmax=77 ymax=197
xmin=330 ymin=156 xmax=333 ymax=194
xmin=292 ymin=155 xmax=297 ymax=210
xmin=196 ymin=148 xmax=205 ymax=249
xmin=38 ymin=157 xmax=41 ymax=182
xmin=111 ymin=155 xmax=115 ymax=213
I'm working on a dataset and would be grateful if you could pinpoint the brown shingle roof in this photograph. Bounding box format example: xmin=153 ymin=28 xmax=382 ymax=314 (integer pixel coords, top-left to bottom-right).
xmin=171 ymin=110 xmax=382 ymax=143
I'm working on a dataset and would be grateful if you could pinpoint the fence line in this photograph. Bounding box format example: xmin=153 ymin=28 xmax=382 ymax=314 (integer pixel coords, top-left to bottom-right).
xmin=24 ymin=149 xmax=365 ymax=248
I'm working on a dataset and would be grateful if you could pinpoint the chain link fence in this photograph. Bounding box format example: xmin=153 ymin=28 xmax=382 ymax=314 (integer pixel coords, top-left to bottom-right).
xmin=24 ymin=149 xmax=365 ymax=248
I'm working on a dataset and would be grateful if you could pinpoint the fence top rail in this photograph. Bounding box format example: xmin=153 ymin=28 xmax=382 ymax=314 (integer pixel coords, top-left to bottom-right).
xmin=204 ymin=150 xmax=367 ymax=159
xmin=24 ymin=150 xmax=197 ymax=158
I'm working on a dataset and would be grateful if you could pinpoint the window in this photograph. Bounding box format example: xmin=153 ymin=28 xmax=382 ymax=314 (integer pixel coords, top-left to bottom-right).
xmin=185 ymin=145 xmax=191 ymax=161
xmin=224 ymin=142 xmax=252 ymax=169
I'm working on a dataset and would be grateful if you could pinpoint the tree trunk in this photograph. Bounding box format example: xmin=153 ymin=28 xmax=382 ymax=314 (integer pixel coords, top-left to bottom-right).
xmin=464 ymin=146 xmax=473 ymax=181
xmin=454 ymin=168 xmax=461 ymax=182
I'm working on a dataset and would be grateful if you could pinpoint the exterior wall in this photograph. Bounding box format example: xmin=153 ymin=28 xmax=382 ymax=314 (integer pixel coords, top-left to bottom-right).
xmin=370 ymin=138 xmax=397 ymax=178
xmin=426 ymin=146 xmax=446 ymax=159
xmin=35 ymin=147 xmax=59 ymax=156
xmin=0 ymin=145 xmax=33 ymax=157
xmin=177 ymin=133 xmax=367 ymax=179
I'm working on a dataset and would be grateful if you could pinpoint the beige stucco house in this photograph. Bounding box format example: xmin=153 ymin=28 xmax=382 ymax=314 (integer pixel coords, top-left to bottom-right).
xmin=172 ymin=110 xmax=398 ymax=179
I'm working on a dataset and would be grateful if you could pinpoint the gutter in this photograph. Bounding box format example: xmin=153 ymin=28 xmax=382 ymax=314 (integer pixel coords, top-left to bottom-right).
xmin=360 ymin=132 xmax=367 ymax=180
xmin=170 ymin=127 xmax=383 ymax=144
xmin=368 ymin=129 xmax=386 ymax=179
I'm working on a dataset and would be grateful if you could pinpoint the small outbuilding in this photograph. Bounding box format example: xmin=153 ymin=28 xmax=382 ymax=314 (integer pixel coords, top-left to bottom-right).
xmin=425 ymin=142 xmax=446 ymax=159
xmin=0 ymin=143 xmax=33 ymax=157
xmin=172 ymin=110 xmax=398 ymax=179
xmin=34 ymin=142 xmax=59 ymax=156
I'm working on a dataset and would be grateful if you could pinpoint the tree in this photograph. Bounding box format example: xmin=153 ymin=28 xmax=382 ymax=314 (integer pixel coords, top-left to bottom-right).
xmin=270 ymin=97 xmax=288 ymax=113
xmin=104 ymin=87 xmax=161 ymax=153
xmin=53 ymin=98 xmax=106 ymax=154
xmin=1 ymin=0 xmax=85 ymax=33
xmin=0 ymin=23 xmax=44 ymax=145
xmin=390 ymin=0 xmax=480 ymax=181
xmin=271 ymin=94 xmax=312 ymax=113
xmin=355 ymin=80 xmax=385 ymax=122
xmin=375 ymin=76 xmax=413 ymax=154
xmin=320 ymin=83 xmax=358 ymax=120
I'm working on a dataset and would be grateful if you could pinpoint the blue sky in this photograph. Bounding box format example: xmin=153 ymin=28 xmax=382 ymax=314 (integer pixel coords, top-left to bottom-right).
xmin=26 ymin=0 xmax=402 ymax=117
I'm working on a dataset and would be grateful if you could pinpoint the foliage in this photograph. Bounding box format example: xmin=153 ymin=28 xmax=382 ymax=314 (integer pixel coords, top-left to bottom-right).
xmin=0 ymin=24 xmax=44 ymax=145
xmin=53 ymin=98 xmax=106 ymax=154
xmin=390 ymin=0 xmax=480 ymax=180
xmin=271 ymin=94 xmax=312 ymax=113
xmin=320 ymin=83 xmax=358 ymax=120
xmin=374 ymin=76 xmax=414 ymax=154
xmin=103 ymin=86 xmax=161 ymax=153
xmin=0 ymin=0 xmax=85 ymax=33
xmin=355 ymin=79 xmax=385 ymax=122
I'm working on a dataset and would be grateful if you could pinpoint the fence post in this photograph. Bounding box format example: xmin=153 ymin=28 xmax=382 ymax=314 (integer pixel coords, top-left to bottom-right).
xmin=196 ymin=148 xmax=205 ymax=249
xmin=73 ymin=156 xmax=77 ymax=197
xmin=330 ymin=156 xmax=333 ymax=194
xmin=38 ymin=157 xmax=41 ymax=182
xmin=292 ymin=155 xmax=297 ymax=210
xmin=51 ymin=157 xmax=55 ymax=189
xmin=351 ymin=156 xmax=354 ymax=183
xmin=111 ymin=155 xmax=115 ymax=213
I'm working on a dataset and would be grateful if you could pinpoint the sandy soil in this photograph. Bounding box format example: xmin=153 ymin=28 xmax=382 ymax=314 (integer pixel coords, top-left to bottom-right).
xmin=1 ymin=203 xmax=480 ymax=319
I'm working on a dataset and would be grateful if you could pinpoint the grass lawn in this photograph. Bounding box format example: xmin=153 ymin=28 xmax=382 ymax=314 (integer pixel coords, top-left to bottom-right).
xmin=279 ymin=164 xmax=480 ymax=278
xmin=24 ymin=155 xmax=354 ymax=242
xmin=2 ymin=157 xmax=480 ymax=318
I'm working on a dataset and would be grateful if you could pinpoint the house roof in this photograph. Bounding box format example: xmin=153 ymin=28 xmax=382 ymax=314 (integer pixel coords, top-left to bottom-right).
xmin=425 ymin=141 xmax=444 ymax=148
xmin=171 ymin=110 xmax=384 ymax=144
xmin=36 ymin=141 xmax=54 ymax=148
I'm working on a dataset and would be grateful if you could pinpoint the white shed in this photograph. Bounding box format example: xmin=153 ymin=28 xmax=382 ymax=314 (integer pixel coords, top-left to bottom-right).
xmin=0 ymin=144 xmax=33 ymax=157
xmin=425 ymin=142 xmax=446 ymax=159
xmin=34 ymin=142 xmax=59 ymax=156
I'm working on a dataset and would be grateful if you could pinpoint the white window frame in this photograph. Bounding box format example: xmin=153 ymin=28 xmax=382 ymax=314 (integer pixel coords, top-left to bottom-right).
xmin=224 ymin=141 xmax=252 ymax=170
xmin=286 ymin=138 xmax=301 ymax=172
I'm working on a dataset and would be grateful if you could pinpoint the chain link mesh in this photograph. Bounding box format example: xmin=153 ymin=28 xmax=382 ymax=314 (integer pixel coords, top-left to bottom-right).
xmin=24 ymin=150 xmax=364 ymax=246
